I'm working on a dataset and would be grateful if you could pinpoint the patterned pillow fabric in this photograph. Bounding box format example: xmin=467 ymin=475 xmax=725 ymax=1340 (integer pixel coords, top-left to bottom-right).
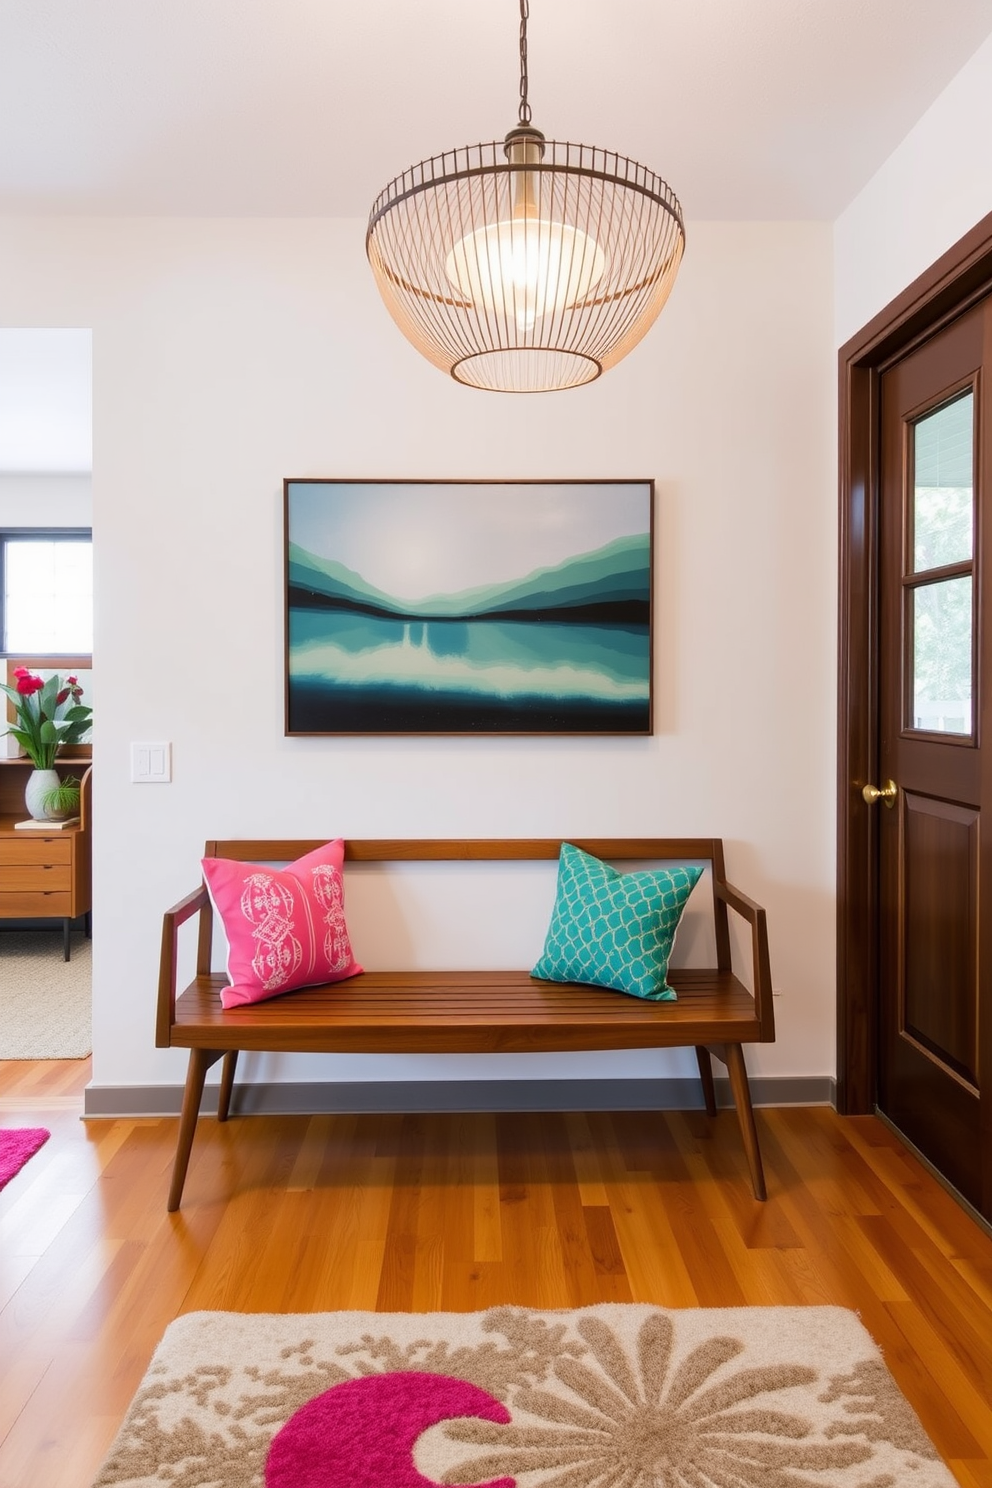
xmin=201 ymin=839 xmax=363 ymax=1009
xmin=531 ymin=842 xmax=702 ymax=1001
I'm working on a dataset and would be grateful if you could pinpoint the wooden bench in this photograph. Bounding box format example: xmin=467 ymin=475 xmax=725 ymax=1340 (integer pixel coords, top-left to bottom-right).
xmin=157 ymin=838 xmax=774 ymax=1210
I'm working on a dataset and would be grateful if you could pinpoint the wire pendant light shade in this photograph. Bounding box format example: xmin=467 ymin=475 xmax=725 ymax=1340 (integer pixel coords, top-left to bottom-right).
xmin=366 ymin=3 xmax=685 ymax=393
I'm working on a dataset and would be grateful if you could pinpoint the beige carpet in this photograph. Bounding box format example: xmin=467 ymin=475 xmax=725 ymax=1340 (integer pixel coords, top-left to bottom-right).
xmin=0 ymin=930 xmax=91 ymax=1059
xmin=91 ymin=1303 xmax=955 ymax=1487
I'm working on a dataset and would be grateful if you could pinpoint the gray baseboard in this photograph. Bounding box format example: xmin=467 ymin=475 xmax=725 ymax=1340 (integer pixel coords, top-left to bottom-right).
xmin=83 ymin=1075 xmax=836 ymax=1119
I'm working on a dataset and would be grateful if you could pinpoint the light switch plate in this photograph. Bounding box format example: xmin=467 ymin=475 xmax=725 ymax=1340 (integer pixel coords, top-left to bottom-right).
xmin=131 ymin=741 xmax=172 ymax=783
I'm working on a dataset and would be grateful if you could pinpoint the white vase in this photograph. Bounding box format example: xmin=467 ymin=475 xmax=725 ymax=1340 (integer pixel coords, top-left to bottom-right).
xmin=24 ymin=768 xmax=61 ymax=821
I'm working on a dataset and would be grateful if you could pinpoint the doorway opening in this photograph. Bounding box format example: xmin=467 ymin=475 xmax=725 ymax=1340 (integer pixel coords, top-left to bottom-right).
xmin=0 ymin=328 xmax=93 ymax=1060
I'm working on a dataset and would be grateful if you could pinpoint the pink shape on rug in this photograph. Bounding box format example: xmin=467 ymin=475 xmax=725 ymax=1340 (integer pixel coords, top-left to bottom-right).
xmin=265 ymin=1370 xmax=514 ymax=1488
xmin=0 ymin=1127 xmax=50 ymax=1190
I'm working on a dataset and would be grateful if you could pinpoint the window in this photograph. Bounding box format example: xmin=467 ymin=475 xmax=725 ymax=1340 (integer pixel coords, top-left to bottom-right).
xmin=908 ymin=391 xmax=974 ymax=735
xmin=0 ymin=530 xmax=93 ymax=655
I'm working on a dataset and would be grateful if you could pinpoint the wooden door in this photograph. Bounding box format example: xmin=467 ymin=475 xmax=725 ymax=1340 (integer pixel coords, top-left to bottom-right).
xmin=876 ymin=299 xmax=992 ymax=1217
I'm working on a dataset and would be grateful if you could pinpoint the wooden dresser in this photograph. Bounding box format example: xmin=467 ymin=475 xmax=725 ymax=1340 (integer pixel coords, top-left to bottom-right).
xmin=0 ymin=761 xmax=92 ymax=959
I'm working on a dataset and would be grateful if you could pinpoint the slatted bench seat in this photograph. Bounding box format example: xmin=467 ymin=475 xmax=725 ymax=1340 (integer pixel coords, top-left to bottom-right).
xmin=157 ymin=838 xmax=774 ymax=1210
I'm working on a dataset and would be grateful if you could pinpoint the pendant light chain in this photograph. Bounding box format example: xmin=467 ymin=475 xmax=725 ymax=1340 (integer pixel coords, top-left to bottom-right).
xmin=518 ymin=0 xmax=532 ymax=126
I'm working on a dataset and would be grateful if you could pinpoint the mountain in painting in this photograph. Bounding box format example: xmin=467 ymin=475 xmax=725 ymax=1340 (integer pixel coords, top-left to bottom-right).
xmin=287 ymin=546 xmax=401 ymax=614
xmin=287 ymin=533 xmax=649 ymax=623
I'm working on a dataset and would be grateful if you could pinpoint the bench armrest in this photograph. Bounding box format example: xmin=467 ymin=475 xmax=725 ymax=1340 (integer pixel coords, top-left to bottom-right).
xmin=156 ymin=885 xmax=210 ymax=1047
xmin=715 ymin=878 xmax=775 ymax=1040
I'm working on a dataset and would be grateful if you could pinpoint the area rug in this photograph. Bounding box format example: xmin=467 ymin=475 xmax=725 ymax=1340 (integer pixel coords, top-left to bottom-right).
xmin=0 ymin=930 xmax=91 ymax=1059
xmin=0 ymin=1127 xmax=50 ymax=1189
xmin=91 ymin=1303 xmax=955 ymax=1487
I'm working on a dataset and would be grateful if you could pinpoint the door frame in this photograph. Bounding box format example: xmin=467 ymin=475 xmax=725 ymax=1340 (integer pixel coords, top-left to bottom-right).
xmin=838 ymin=208 xmax=992 ymax=1113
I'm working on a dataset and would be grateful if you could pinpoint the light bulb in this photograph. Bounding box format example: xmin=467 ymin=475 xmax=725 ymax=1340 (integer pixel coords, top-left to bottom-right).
xmin=446 ymin=216 xmax=605 ymax=331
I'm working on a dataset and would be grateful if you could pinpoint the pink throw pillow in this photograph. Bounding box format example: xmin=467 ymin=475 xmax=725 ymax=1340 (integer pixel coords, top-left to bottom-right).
xmin=201 ymin=839 xmax=363 ymax=1009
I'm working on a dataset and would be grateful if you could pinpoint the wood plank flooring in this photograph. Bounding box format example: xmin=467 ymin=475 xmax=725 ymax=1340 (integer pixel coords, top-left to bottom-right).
xmin=2 ymin=1057 xmax=992 ymax=1487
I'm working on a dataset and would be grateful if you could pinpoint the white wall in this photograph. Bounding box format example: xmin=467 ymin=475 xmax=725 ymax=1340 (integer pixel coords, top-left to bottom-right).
xmin=0 ymin=215 xmax=837 ymax=1098
xmin=835 ymin=30 xmax=992 ymax=346
xmin=0 ymin=471 xmax=92 ymax=526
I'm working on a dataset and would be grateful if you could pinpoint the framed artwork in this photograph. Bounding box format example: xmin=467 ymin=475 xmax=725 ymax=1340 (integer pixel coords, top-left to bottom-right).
xmin=284 ymin=479 xmax=653 ymax=735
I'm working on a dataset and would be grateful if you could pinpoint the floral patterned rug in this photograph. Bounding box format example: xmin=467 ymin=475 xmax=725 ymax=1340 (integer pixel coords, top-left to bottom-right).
xmin=91 ymin=1304 xmax=955 ymax=1488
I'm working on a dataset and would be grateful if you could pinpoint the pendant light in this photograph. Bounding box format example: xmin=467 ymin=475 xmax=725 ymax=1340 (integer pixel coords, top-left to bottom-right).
xmin=366 ymin=0 xmax=685 ymax=393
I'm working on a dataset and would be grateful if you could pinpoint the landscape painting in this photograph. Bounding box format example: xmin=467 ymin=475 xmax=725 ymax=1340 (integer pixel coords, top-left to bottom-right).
xmin=284 ymin=480 xmax=653 ymax=734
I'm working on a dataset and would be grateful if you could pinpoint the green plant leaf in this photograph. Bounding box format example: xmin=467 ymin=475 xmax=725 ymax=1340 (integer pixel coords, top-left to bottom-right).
xmin=59 ymin=724 xmax=90 ymax=744
xmin=4 ymin=727 xmax=45 ymax=766
xmin=41 ymin=781 xmax=81 ymax=816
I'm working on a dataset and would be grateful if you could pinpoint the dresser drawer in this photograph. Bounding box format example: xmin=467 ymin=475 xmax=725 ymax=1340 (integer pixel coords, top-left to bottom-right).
xmin=0 ymin=837 xmax=74 ymax=867
xmin=2 ymin=862 xmax=72 ymax=891
xmin=0 ymin=889 xmax=74 ymax=917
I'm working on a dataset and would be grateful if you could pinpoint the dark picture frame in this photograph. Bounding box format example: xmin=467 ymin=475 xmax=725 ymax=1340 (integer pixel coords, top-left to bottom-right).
xmin=284 ymin=479 xmax=653 ymax=736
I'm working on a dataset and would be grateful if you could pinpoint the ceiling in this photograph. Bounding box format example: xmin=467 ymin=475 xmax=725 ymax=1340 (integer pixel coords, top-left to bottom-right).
xmin=2 ymin=2 xmax=992 ymax=474
xmin=1 ymin=0 xmax=991 ymax=222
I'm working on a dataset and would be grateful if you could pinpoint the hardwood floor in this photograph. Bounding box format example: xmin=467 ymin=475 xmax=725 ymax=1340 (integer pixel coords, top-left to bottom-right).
xmin=2 ymin=1059 xmax=992 ymax=1487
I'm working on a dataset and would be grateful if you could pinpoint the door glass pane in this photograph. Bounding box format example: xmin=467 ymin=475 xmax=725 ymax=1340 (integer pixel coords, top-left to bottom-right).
xmin=913 ymin=392 xmax=973 ymax=572
xmin=912 ymin=576 xmax=972 ymax=733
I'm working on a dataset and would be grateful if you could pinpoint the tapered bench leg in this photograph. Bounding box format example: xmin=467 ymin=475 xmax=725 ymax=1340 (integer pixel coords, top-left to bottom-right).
xmin=694 ymin=1045 xmax=718 ymax=1117
xmin=722 ymin=1042 xmax=767 ymax=1201
xmin=168 ymin=1047 xmax=224 ymax=1212
xmin=217 ymin=1050 xmax=239 ymax=1123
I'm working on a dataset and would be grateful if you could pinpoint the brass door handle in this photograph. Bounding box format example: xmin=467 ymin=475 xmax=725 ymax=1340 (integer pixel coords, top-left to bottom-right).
xmin=862 ymin=779 xmax=898 ymax=808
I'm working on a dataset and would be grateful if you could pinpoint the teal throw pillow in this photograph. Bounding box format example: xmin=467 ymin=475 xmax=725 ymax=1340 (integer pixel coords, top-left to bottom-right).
xmin=531 ymin=842 xmax=703 ymax=1001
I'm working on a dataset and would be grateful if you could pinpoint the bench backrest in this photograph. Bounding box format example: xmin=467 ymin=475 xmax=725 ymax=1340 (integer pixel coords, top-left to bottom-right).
xmin=205 ymin=837 xmax=727 ymax=867
xmin=198 ymin=837 xmax=735 ymax=973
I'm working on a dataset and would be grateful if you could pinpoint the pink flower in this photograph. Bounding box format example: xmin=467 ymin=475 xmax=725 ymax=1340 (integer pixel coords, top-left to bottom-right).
xmin=15 ymin=672 xmax=44 ymax=696
xmin=66 ymin=675 xmax=78 ymax=686
xmin=56 ymin=687 xmax=70 ymax=705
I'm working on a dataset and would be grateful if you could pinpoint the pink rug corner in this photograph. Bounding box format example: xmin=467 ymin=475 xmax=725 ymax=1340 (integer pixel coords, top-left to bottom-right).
xmin=0 ymin=1127 xmax=51 ymax=1190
